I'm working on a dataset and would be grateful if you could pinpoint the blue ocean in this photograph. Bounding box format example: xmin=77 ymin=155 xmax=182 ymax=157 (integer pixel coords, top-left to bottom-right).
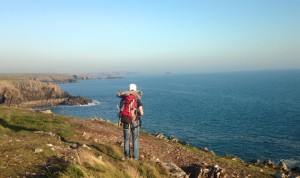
xmin=49 ymin=70 xmax=300 ymax=167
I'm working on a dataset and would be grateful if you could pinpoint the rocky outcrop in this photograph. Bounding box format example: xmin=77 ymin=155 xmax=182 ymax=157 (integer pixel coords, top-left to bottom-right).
xmin=0 ymin=80 xmax=92 ymax=107
xmin=59 ymin=96 xmax=92 ymax=106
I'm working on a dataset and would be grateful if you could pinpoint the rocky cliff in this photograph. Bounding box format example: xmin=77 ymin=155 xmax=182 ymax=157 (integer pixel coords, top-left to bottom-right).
xmin=0 ymin=80 xmax=92 ymax=107
xmin=0 ymin=72 xmax=124 ymax=84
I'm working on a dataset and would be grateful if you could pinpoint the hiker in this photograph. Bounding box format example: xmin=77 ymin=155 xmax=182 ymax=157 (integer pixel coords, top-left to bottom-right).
xmin=117 ymin=84 xmax=144 ymax=160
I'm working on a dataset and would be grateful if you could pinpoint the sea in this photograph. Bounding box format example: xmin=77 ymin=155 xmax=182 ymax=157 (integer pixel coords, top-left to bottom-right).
xmin=48 ymin=70 xmax=300 ymax=167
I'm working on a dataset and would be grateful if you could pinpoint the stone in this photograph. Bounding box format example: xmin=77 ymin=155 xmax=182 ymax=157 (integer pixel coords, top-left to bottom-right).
xmin=250 ymin=159 xmax=260 ymax=165
xmin=59 ymin=96 xmax=93 ymax=106
xmin=41 ymin=110 xmax=52 ymax=114
xmin=82 ymin=132 xmax=91 ymax=139
xmin=167 ymin=135 xmax=179 ymax=142
xmin=262 ymin=159 xmax=274 ymax=167
xmin=279 ymin=161 xmax=289 ymax=172
xmin=82 ymin=144 xmax=91 ymax=150
xmin=152 ymin=132 xmax=165 ymax=139
xmin=115 ymin=141 xmax=123 ymax=147
xmin=34 ymin=148 xmax=43 ymax=153
xmin=291 ymin=167 xmax=300 ymax=172
xmin=161 ymin=162 xmax=187 ymax=178
xmin=274 ymin=172 xmax=288 ymax=178
xmin=231 ymin=156 xmax=244 ymax=163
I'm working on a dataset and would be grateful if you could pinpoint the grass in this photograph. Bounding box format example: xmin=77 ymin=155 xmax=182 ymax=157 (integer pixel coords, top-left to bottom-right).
xmin=0 ymin=106 xmax=172 ymax=178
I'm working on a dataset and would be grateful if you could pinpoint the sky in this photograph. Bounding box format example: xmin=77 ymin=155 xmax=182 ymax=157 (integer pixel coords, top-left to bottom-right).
xmin=0 ymin=0 xmax=299 ymax=73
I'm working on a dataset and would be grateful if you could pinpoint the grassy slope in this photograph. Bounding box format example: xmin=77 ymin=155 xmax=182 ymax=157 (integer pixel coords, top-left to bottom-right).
xmin=0 ymin=106 xmax=279 ymax=178
xmin=0 ymin=107 xmax=168 ymax=178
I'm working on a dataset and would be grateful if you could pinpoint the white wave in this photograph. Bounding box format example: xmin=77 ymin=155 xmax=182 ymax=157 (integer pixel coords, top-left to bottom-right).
xmin=280 ymin=158 xmax=300 ymax=168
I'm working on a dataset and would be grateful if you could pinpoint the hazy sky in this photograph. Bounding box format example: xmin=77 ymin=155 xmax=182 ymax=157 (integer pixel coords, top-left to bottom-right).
xmin=0 ymin=0 xmax=299 ymax=73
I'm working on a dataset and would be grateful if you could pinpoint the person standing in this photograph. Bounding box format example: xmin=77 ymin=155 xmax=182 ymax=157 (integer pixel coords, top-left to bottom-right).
xmin=118 ymin=84 xmax=144 ymax=160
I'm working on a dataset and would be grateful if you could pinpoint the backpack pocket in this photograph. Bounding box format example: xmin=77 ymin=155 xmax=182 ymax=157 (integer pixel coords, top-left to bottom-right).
xmin=120 ymin=116 xmax=134 ymax=124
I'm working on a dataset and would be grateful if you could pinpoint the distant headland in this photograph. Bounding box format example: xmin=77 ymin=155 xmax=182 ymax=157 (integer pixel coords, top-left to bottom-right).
xmin=0 ymin=72 xmax=125 ymax=108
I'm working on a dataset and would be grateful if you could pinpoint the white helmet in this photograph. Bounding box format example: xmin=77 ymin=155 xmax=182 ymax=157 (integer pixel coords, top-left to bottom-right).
xmin=129 ymin=83 xmax=137 ymax=91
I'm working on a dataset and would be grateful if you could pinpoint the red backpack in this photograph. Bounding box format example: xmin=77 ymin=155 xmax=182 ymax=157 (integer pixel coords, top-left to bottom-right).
xmin=119 ymin=94 xmax=137 ymax=123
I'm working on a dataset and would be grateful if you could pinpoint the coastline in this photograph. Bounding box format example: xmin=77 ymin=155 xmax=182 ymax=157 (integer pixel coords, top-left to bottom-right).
xmin=1 ymin=106 xmax=299 ymax=177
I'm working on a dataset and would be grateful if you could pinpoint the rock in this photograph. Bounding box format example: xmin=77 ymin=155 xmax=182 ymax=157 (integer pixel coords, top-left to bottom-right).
xmin=230 ymin=156 xmax=244 ymax=163
xmin=91 ymin=117 xmax=104 ymax=122
xmin=263 ymin=159 xmax=275 ymax=167
xmin=82 ymin=144 xmax=91 ymax=150
xmin=152 ymin=132 xmax=165 ymax=139
xmin=41 ymin=110 xmax=52 ymax=114
xmin=161 ymin=162 xmax=187 ymax=178
xmin=167 ymin=135 xmax=179 ymax=142
xmin=274 ymin=172 xmax=288 ymax=178
xmin=59 ymin=96 xmax=92 ymax=106
xmin=186 ymin=163 xmax=225 ymax=178
xmin=279 ymin=161 xmax=289 ymax=172
xmin=250 ymin=159 xmax=260 ymax=165
xmin=82 ymin=132 xmax=91 ymax=140
xmin=70 ymin=143 xmax=79 ymax=149
xmin=34 ymin=131 xmax=56 ymax=137
xmin=46 ymin=144 xmax=53 ymax=147
xmin=115 ymin=141 xmax=124 ymax=147
xmin=291 ymin=166 xmax=300 ymax=173
xmin=34 ymin=148 xmax=43 ymax=153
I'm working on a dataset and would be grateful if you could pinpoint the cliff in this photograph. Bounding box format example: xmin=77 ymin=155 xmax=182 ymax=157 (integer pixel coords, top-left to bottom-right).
xmin=0 ymin=107 xmax=298 ymax=178
xmin=0 ymin=73 xmax=77 ymax=83
xmin=0 ymin=79 xmax=92 ymax=107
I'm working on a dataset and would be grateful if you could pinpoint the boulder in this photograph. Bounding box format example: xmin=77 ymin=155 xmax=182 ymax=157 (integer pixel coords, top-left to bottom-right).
xmin=250 ymin=159 xmax=260 ymax=165
xmin=161 ymin=162 xmax=187 ymax=178
xmin=152 ymin=132 xmax=165 ymax=139
xmin=274 ymin=172 xmax=288 ymax=178
xmin=279 ymin=161 xmax=289 ymax=172
xmin=167 ymin=135 xmax=179 ymax=142
xmin=186 ymin=163 xmax=225 ymax=178
xmin=59 ymin=96 xmax=92 ymax=106
xmin=263 ymin=159 xmax=275 ymax=168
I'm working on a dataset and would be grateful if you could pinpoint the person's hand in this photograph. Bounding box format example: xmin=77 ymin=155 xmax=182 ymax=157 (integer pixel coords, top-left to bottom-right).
xmin=118 ymin=121 xmax=123 ymax=127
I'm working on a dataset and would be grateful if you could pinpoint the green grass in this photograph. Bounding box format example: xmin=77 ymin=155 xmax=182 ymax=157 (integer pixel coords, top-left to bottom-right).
xmin=0 ymin=107 xmax=74 ymax=138
xmin=0 ymin=106 xmax=172 ymax=178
